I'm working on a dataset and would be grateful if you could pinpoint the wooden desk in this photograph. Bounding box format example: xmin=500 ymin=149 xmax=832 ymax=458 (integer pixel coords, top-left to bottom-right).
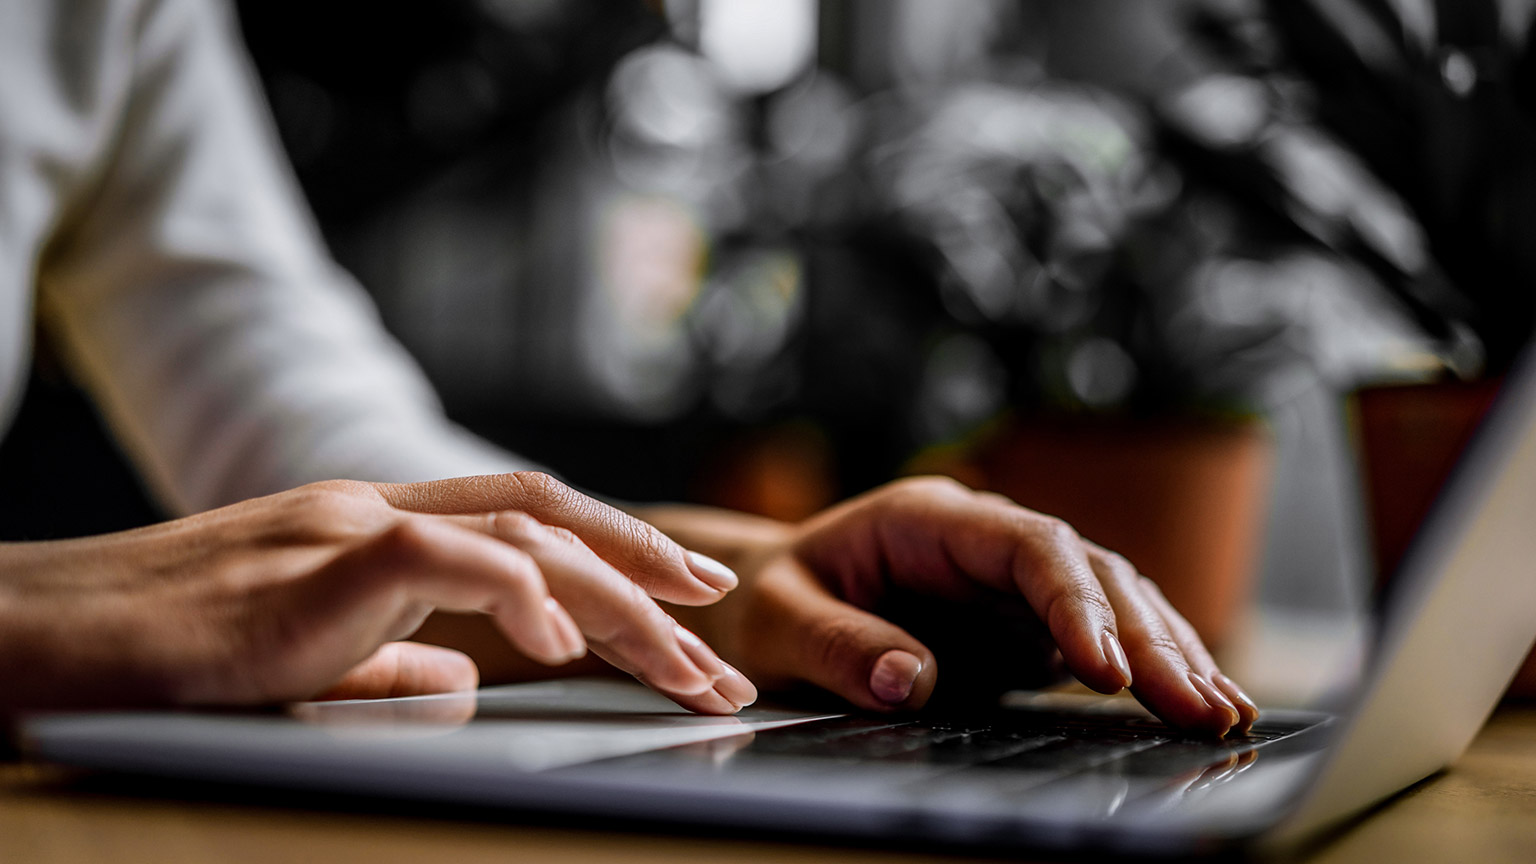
xmin=1304 ymin=706 xmax=1536 ymax=863
xmin=4 ymin=707 xmax=1533 ymax=864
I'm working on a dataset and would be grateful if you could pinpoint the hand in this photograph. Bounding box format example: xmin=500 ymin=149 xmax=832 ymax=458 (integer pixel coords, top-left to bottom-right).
xmin=0 ymin=474 xmax=751 ymax=713
xmin=655 ymin=477 xmax=1259 ymax=737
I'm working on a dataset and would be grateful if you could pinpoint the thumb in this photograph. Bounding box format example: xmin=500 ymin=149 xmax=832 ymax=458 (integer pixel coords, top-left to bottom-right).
xmin=312 ymin=641 xmax=480 ymax=701
xmin=754 ymin=562 xmax=938 ymax=712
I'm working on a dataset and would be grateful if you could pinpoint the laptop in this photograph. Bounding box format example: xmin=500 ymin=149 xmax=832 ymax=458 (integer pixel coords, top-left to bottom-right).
xmin=19 ymin=351 xmax=1536 ymax=856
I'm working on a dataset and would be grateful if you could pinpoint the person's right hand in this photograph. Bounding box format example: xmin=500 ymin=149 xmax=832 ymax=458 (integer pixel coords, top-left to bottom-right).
xmin=647 ymin=477 xmax=1259 ymax=737
xmin=0 ymin=474 xmax=754 ymax=714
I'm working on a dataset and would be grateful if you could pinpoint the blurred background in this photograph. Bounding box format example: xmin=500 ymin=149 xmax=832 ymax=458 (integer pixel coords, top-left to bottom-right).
xmin=6 ymin=0 xmax=1535 ymax=691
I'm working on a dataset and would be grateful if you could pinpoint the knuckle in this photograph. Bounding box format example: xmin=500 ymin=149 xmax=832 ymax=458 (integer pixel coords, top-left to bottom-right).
xmin=1035 ymin=515 xmax=1082 ymax=549
xmin=626 ymin=568 xmax=665 ymax=598
xmin=625 ymin=520 xmax=679 ymax=567
xmin=1045 ymin=582 xmax=1114 ymax=632
xmin=590 ymin=587 xmax=665 ymax=646
xmin=496 ymin=548 xmax=543 ymax=592
xmin=306 ymin=478 xmax=375 ymax=497
xmin=378 ymin=516 xmax=439 ymax=556
xmin=509 ymin=471 xmax=570 ymax=507
xmin=1096 ymin=550 xmax=1139 ymax=581
xmin=502 ymin=511 xmax=584 ymax=548
xmin=283 ymin=485 xmax=356 ymax=516
xmin=976 ymin=490 xmax=1017 ymax=508
xmin=1080 ymin=587 xmax=1116 ymax=622
xmin=541 ymin=524 xmax=582 ymax=547
xmin=1137 ymin=629 xmax=1187 ymax=664
xmin=273 ymin=484 xmax=385 ymax=539
xmin=487 ymin=509 xmax=542 ymax=542
xmin=810 ymin=615 xmax=867 ymax=671
xmin=1108 ymin=553 xmax=1137 ymax=575
xmin=328 ymin=519 xmax=440 ymax=594
xmin=893 ymin=475 xmax=970 ymax=500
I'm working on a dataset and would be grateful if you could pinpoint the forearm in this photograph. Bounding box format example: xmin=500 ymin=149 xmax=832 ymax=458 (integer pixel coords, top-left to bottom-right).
xmin=0 ymin=540 xmax=178 ymax=715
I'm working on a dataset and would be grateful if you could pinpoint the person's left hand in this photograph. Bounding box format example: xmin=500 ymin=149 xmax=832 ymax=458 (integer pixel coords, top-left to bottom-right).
xmin=649 ymin=477 xmax=1259 ymax=737
xmin=0 ymin=474 xmax=745 ymax=714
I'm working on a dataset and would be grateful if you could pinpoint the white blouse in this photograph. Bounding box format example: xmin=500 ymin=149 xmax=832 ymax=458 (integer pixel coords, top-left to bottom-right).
xmin=0 ymin=0 xmax=526 ymax=515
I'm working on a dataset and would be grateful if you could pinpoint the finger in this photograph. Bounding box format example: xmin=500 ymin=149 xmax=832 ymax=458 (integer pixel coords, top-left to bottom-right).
xmin=451 ymin=511 xmax=723 ymax=698
xmin=316 ymin=518 xmax=586 ymax=668
xmin=966 ymin=514 xmax=1129 ymax=694
xmin=375 ymin=473 xmax=737 ymax=605
xmin=614 ymin=660 xmax=758 ymax=715
xmin=653 ymin=687 xmax=740 ymax=715
xmin=752 ymin=558 xmax=938 ymax=712
xmin=1137 ymin=574 xmax=1260 ymax=733
xmin=1212 ymin=674 xmax=1261 ymax=734
xmin=668 ymin=662 xmax=758 ymax=715
xmin=311 ymin=642 xmax=479 ymax=701
xmin=715 ymin=662 xmax=759 ymax=709
xmin=1083 ymin=545 xmax=1240 ymax=737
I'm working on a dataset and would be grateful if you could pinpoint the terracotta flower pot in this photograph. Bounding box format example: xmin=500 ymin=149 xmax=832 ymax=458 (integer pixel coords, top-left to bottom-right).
xmin=1352 ymin=378 xmax=1536 ymax=701
xmin=922 ymin=416 xmax=1273 ymax=651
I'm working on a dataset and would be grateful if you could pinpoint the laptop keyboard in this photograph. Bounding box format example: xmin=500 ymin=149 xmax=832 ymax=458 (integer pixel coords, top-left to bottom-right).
xmin=685 ymin=708 xmax=1316 ymax=784
xmin=569 ymin=702 xmax=1323 ymax=824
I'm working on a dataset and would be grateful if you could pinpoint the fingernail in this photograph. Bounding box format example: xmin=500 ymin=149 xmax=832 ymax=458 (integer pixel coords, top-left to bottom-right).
xmin=1188 ymin=672 xmax=1241 ymax=730
xmin=714 ymin=662 xmax=758 ymax=709
xmin=1100 ymin=630 xmax=1133 ymax=690
xmin=686 ymin=551 xmax=738 ymax=592
xmin=869 ymin=649 xmax=924 ymax=705
xmin=674 ymin=624 xmax=727 ymax=682
xmin=1214 ymin=673 xmax=1260 ymax=731
xmin=543 ymin=597 xmax=586 ymax=661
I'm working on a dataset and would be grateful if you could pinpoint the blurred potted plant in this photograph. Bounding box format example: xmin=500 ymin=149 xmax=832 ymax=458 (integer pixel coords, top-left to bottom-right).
xmin=1181 ymin=0 xmax=1536 ymax=692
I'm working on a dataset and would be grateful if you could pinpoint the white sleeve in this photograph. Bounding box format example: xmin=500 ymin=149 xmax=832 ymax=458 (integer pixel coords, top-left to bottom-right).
xmin=36 ymin=0 xmax=533 ymax=514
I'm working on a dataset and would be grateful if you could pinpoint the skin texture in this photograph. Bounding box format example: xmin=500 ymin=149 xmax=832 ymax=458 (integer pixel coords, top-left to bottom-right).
xmin=0 ymin=474 xmax=742 ymax=713
xmin=642 ymin=477 xmax=1259 ymax=737
xmin=0 ymin=473 xmax=1256 ymax=737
